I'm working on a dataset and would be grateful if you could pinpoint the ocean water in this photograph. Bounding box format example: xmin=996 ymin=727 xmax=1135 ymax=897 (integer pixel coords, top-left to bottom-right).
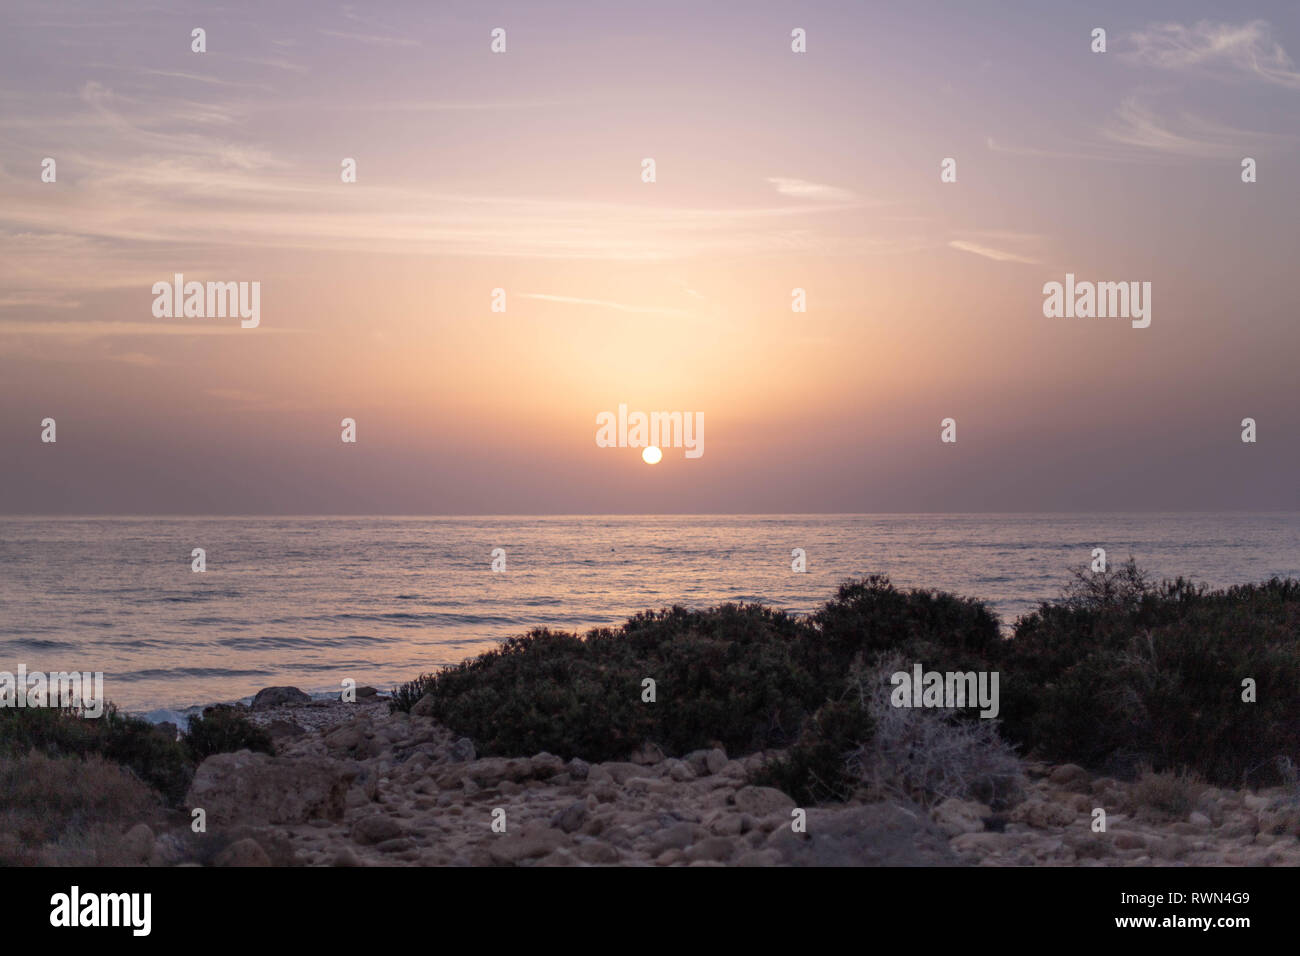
xmin=1 ymin=514 xmax=1298 ymax=716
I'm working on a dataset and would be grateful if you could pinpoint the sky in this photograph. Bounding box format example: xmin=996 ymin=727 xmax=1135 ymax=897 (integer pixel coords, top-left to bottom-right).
xmin=1 ymin=0 xmax=1298 ymax=514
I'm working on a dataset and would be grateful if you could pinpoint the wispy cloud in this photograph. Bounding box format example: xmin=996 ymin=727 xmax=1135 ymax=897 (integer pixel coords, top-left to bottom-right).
xmin=1124 ymin=20 xmax=1300 ymax=89
xmin=766 ymin=177 xmax=856 ymax=201
xmin=1100 ymin=97 xmax=1291 ymax=158
xmin=947 ymin=240 xmax=1039 ymax=265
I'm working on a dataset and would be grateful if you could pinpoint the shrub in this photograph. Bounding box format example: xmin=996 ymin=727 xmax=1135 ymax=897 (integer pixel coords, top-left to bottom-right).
xmin=752 ymin=682 xmax=874 ymax=805
xmin=848 ymin=653 xmax=1024 ymax=809
xmin=0 ymin=704 xmax=192 ymax=805
xmin=396 ymin=605 xmax=826 ymax=762
xmin=1128 ymin=766 xmax=1205 ymax=820
xmin=183 ymin=705 xmax=274 ymax=763
xmin=0 ymin=752 xmax=164 ymax=866
xmin=812 ymin=575 xmax=1002 ymax=676
xmin=394 ymin=580 xmax=996 ymax=800
xmin=999 ymin=564 xmax=1300 ymax=786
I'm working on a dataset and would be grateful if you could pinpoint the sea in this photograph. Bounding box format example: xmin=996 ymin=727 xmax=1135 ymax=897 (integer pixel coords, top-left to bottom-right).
xmin=1 ymin=514 xmax=1297 ymax=720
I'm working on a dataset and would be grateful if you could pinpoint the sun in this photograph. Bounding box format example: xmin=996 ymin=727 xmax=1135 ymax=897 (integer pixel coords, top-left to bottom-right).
xmin=641 ymin=445 xmax=663 ymax=465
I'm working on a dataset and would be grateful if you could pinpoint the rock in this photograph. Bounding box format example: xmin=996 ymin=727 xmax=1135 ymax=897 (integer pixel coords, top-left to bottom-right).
xmin=629 ymin=742 xmax=666 ymax=765
xmin=1064 ymin=831 xmax=1113 ymax=860
xmin=651 ymin=822 xmax=698 ymax=854
xmin=214 ymin=838 xmax=271 ymax=867
xmin=149 ymin=832 xmax=189 ymax=867
xmin=624 ymin=776 xmax=670 ymax=795
xmin=667 ymin=759 xmax=695 ymax=782
xmin=769 ymin=802 xmax=959 ymax=866
xmin=552 ymin=802 xmax=588 ymax=834
xmin=266 ymin=718 xmax=307 ymax=741
xmin=352 ymin=814 xmax=404 ymax=845
xmin=251 ymin=686 xmax=311 ymax=710
xmin=354 ymin=686 xmax=379 ymax=699
xmin=530 ymin=752 xmax=565 ymax=778
xmin=120 ymin=823 xmax=154 ymax=864
xmin=333 ymin=847 xmax=363 ymax=867
xmin=1188 ymin=811 xmax=1213 ymax=829
xmin=950 ymin=831 xmax=1019 ymax=856
xmin=684 ymin=837 xmax=736 ymax=863
xmin=684 ymin=748 xmax=728 ymax=777
xmin=487 ymin=828 xmax=569 ymax=865
xmin=736 ymin=849 xmax=783 ymax=866
xmin=932 ymin=798 xmax=991 ymax=837
xmin=448 ymin=737 xmax=476 ymax=762
xmin=733 ymin=786 xmax=796 ymax=817
xmin=568 ymin=758 xmax=590 ymax=781
xmin=185 ymin=752 xmax=352 ymax=825
xmin=1113 ymin=831 xmax=1147 ymax=850
xmin=1220 ymin=811 xmax=1258 ymax=839
xmin=601 ymin=762 xmax=645 ymax=784
xmin=1047 ymin=764 xmax=1092 ymax=792
xmin=574 ymin=841 xmax=620 ymax=864
xmin=1010 ymin=798 xmax=1077 ymax=829
xmin=323 ymin=721 xmax=385 ymax=759
xmin=374 ymin=837 xmax=417 ymax=855
xmin=1258 ymin=804 xmax=1300 ymax=837
xmin=706 ymin=749 xmax=728 ymax=775
xmin=411 ymin=693 xmax=437 ymax=717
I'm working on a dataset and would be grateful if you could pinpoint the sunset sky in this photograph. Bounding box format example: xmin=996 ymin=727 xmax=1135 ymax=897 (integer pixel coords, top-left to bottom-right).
xmin=2 ymin=0 xmax=1297 ymax=513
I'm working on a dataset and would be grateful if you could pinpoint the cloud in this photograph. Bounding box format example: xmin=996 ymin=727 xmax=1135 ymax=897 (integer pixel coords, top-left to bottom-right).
xmin=1100 ymin=97 xmax=1290 ymax=158
xmin=947 ymin=240 xmax=1039 ymax=265
xmin=766 ymin=177 xmax=856 ymax=201
xmin=1124 ymin=20 xmax=1300 ymax=88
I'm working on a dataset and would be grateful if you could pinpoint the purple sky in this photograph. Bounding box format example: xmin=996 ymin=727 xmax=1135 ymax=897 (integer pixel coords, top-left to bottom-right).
xmin=1 ymin=0 xmax=1297 ymax=513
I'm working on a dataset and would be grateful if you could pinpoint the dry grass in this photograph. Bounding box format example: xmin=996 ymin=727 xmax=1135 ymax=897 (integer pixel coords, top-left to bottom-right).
xmin=0 ymin=752 xmax=163 ymax=865
xmin=849 ymin=653 xmax=1025 ymax=809
xmin=1127 ymin=766 xmax=1206 ymax=821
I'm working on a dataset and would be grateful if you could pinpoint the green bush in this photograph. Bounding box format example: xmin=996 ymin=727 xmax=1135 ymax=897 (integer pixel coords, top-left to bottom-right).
xmin=998 ymin=563 xmax=1300 ymax=786
xmin=752 ymin=687 xmax=873 ymax=804
xmin=394 ymin=579 xmax=997 ymax=797
xmin=1 ymin=701 xmax=279 ymax=807
xmin=183 ymin=705 xmax=274 ymax=762
xmin=0 ymin=704 xmax=192 ymax=805
xmin=397 ymin=604 xmax=827 ymax=762
xmin=812 ymin=575 xmax=1002 ymax=683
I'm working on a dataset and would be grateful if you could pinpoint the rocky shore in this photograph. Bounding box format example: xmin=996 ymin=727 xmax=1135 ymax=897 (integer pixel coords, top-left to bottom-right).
xmin=116 ymin=693 xmax=1300 ymax=867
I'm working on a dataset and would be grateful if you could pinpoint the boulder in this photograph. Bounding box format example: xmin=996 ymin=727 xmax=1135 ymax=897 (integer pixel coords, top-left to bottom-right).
xmin=251 ymin=686 xmax=311 ymax=710
xmin=351 ymin=814 xmax=404 ymax=845
xmin=214 ymin=838 xmax=271 ymax=867
xmin=768 ymin=801 xmax=960 ymax=866
xmin=931 ymin=798 xmax=991 ymax=837
xmin=185 ymin=752 xmax=352 ymax=825
xmin=120 ymin=823 xmax=155 ymax=865
xmin=732 ymin=786 xmax=796 ymax=817
xmin=448 ymin=737 xmax=476 ymax=762
xmin=1047 ymin=764 xmax=1092 ymax=792
xmin=552 ymin=802 xmax=588 ymax=834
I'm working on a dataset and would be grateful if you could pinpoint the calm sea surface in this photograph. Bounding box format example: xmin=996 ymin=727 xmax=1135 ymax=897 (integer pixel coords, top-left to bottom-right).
xmin=1 ymin=515 xmax=1297 ymax=717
